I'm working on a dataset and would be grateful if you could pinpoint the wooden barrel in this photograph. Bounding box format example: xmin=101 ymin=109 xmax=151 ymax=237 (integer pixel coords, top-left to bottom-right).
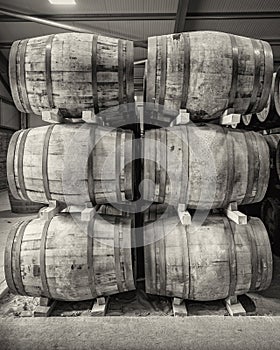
xmin=264 ymin=134 xmax=280 ymax=183
xmin=241 ymin=114 xmax=253 ymax=126
xmin=144 ymin=215 xmax=272 ymax=300
xmin=256 ymin=69 xmax=280 ymax=123
xmin=8 ymin=189 xmax=44 ymax=214
xmin=261 ymin=197 xmax=280 ymax=256
xmin=147 ymin=31 xmax=273 ymax=123
xmin=276 ymin=67 xmax=280 ymax=116
xmin=9 ymin=33 xmax=134 ymax=119
xmin=277 ymin=142 xmax=280 ymax=181
xmin=7 ymin=124 xmax=134 ymax=205
xmin=0 ymin=128 xmax=14 ymax=190
xmin=264 ymin=134 xmax=280 ymax=155
xmin=5 ymin=213 xmax=135 ymax=301
xmin=143 ymin=124 xmax=270 ymax=209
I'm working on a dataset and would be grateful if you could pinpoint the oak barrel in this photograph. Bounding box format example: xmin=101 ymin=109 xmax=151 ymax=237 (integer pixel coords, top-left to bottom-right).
xmin=5 ymin=213 xmax=135 ymax=301
xmin=264 ymin=134 xmax=280 ymax=183
xmin=9 ymin=33 xmax=134 ymax=119
xmin=144 ymin=215 xmax=272 ymax=300
xmin=0 ymin=128 xmax=14 ymax=190
xmin=277 ymin=142 xmax=280 ymax=181
xmin=241 ymin=114 xmax=253 ymax=126
xmin=261 ymin=197 xmax=280 ymax=256
xmin=8 ymin=189 xmax=44 ymax=214
xmin=143 ymin=124 xmax=270 ymax=209
xmin=256 ymin=69 xmax=280 ymax=123
xmin=7 ymin=124 xmax=134 ymax=205
xmin=147 ymin=31 xmax=273 ymax=123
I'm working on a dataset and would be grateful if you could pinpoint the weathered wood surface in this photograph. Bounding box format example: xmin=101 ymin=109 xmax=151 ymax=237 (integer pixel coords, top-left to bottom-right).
xmin=9 ymin=33 xmax=134 ymax=120
xmin=0 ymin=128 xmax=14 ymax=190
xmin=4 ymin=214 xmax=135 ymax=301
xmin=264 ymin=134 xmax=280 ymax=183
xmin=261 ymin=197 xmax=280 ymax=256
xmin=143 ymin=124 xmax=270 ymax=209
xmin=7 ymin=124 xmax=134 ymax=205
xmin=241 ymin=114 xmax=253 ymax=126
xmin=277 ymin=142 xmax=280 ymax=181
xmin=8 ymin=189 xmax=44 ymax=214
xmin=146 ymin=31 xmax=273 ymax=124
xmin=144 ymin=215 xmax=272 ymax=300
xmin=256 ymin=69 xmax=280 ymax=122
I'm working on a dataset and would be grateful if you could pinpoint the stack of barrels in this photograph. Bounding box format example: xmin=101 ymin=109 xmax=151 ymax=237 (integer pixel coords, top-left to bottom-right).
xmin=5 ymin=33 xmax=137 ymax=301
xmin=239 ymin=70 xmax=280 ymax=130
xmin=5 ymin=30 xmax=275 ymax=304
xmin=142 ymin=31 xmax=274 ymax=300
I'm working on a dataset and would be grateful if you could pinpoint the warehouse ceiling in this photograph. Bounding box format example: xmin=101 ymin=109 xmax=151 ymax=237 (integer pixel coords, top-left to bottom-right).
xmin=0 ymin=0 xmax=279 ymax=94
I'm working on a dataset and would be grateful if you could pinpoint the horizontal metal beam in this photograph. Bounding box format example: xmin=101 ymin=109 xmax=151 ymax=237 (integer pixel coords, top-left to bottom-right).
xmin=0 ymin=11 xmax=279 ymax=22
xmin=0 ymin=12 xmax=176 ymax=22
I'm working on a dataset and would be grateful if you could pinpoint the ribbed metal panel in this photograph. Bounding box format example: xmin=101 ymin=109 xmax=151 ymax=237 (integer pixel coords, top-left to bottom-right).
xmin=99 ymin=20 xmax=175 ymax=40
xmin=104 ymin=0 xmax=178 ymax=13
xmin=189 ymin=0 xmax=280 ymax=13
xmin=0 ymin=0 xmax=178 ymax=14
xmin=0 ymin=19 xmax=174 ymax=42
xmin=184 ymin=18 xmax=280 ymax=41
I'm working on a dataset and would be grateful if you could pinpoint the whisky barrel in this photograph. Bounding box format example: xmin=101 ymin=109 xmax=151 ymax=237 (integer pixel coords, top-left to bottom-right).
xmin=264 ymin=134 xmax=280 ymax=155
xmin=277 ymin=142 xmax=280 ymax=181
xmin=261 ymin=197 xmax=280 ymax=256
xmin=147 ymin=31 xmax=273 ymax=123
xmin=144 ymin=215 xmax=272 ymax=300
xmin=256 ymin=69 xmax=280 ymax=123
xmin=7 ymin=124 xmax=134 ymax=205
xmin=0 ymin=128 xmax=14 ymax=190
xmin=241 ymin=114 xmax=253 ymax=126
xmin=5 ymin=213 xmax=135 ymax=301
xmin=264 ymin=134 xmax=280 ymax=183
xmin=9 ymin=33 xmax=134 ymax=119
xmin=8 ymin=189 xmax=44 ymax=214
xmin=143 ymin=124 xmax=270 ymax=209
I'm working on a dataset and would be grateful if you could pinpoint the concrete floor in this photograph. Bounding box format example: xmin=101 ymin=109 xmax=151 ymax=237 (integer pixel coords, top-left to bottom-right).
xmin=1 ymin=317 xmax=280 ymax=350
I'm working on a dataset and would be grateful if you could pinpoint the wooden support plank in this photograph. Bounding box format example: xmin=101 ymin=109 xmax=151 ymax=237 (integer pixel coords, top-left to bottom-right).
xmin=81 ymin=207 xmax=96 ymax=222
xmin=91 ymin=297 xmax=109 ymax=316
xmin=220 ymin=109 xmax=241 ymax=126
xmin=34 ymin=300 xmax=57 ymax=317
xmin=170 ymin=109 xmax=190 ymax=127
xmin=42 ymin=109 xmax=64 ymax=124
xmin=172 ymin=297 xmax=188 ymax=317
xmin=39 ymin=200 xmax=65 ymax=221
xmin=224 ymin=202 xmax=247 ymax=225
xmin=176 ymin=109 xmax=190 ymax=125
xmin=39 ymin=296 xmax=52 ymax=307
xmin=65 ymin=202 xmax=96 ymax=222
xmin=177 ymin=204 xmax=192 ymax=226
xmin=82 ymin=110 xmax=101 ymax=124
xmin=225 ymin=296 xmax=246 ymax=316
